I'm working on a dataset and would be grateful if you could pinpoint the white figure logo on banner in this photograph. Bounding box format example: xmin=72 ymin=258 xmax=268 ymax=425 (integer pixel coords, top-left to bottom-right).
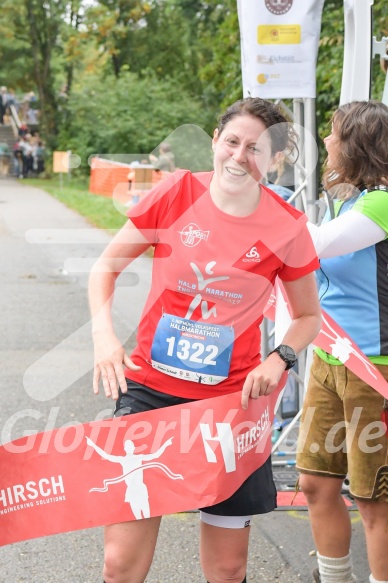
xmin=86 ymin=436 xmax=183 ymax=519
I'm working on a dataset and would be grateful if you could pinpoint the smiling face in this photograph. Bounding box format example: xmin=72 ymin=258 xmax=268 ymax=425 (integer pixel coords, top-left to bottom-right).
xmin=211 ymin=114 xmax=273 ymax=197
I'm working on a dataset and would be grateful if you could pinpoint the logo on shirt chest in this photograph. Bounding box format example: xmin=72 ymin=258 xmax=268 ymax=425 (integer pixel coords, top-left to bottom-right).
xmin=243 ymin=246 xmax=261 ymax=262
xmin=178 ymin=223 xmax=209 ymax=247
xmin=233 ymin=240 xmax=280 ymax=275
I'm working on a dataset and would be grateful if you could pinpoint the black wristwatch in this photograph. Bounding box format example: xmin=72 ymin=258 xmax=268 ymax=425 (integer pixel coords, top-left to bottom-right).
xmin=268 ymin=344 xmax=297 ymax=370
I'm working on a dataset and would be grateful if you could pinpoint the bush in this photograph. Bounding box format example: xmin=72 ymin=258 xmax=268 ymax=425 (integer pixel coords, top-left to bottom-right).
xmin=57 ymin=70 xmax=213 ymax=175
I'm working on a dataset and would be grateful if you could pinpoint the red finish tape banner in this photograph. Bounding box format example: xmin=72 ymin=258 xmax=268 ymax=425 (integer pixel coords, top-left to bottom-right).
xmin=0 ymin=385 xmax=285 ymax=547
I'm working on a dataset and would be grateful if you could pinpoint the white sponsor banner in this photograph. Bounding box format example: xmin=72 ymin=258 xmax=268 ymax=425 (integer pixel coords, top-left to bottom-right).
xmin=237 ymin=0 xmax=325 ymax=98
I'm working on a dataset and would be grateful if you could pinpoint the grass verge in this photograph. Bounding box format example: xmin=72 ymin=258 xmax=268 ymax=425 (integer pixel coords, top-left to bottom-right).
xmin=22 ymin=175 xmax=128 ymax=232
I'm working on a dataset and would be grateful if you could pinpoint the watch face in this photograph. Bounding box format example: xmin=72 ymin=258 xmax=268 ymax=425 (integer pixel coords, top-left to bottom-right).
xmin=277 ymin=345 xmax=297 ymax=368
xmin=280 ymin=345 xmax=296 ymax=360
xmin=268 ymin=345 xmax=297 ymax=369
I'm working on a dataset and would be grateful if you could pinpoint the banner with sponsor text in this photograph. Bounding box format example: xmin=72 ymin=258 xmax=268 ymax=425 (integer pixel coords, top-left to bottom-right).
xmin=237 ymin=0 xmax=325 ymax=98
xmin=0 ymin=385 xmax=286 ymax=547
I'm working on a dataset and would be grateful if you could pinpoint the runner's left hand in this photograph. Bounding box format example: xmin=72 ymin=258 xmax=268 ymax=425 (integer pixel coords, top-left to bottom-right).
xmin=241 ymin=355 xmax=286 ymax=409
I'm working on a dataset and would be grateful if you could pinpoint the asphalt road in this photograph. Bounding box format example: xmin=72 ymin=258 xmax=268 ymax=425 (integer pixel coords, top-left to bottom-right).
xmin=0 ymin=178 xmax=370 ymax=583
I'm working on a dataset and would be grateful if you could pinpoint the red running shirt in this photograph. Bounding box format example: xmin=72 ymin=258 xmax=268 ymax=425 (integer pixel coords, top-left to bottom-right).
xmin=125 ymin=170 xmax=318 ymax=399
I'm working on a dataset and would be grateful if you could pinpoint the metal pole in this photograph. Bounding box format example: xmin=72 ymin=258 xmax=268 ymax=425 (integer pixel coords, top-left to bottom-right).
xmin=304 ymin=98 xmax=319 ymax=222
xmin=340 ymin=0 xmax=373 ymax=104
xmin=293 ymin=98 xmax=305 ymax=212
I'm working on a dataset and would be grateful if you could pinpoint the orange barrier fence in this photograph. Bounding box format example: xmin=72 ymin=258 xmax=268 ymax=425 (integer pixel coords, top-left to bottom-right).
xmin=89 ymin=157 xmax=166 ymax=205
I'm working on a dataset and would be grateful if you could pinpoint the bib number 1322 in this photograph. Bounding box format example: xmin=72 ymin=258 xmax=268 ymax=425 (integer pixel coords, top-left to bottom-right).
xmin=166 ymin=336 xmax=218 ymax=365
xmin=151 ymin=314 xmax=234 ymax=385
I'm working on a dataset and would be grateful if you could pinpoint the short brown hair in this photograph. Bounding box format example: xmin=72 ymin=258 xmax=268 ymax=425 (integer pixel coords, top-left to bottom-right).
xmin=217 ymin=97 xmax=298 ymax=159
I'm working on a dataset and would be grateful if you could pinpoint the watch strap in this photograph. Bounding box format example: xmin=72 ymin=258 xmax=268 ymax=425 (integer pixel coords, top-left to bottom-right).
xmin=267 ymin=345 xmax=297 ymax=370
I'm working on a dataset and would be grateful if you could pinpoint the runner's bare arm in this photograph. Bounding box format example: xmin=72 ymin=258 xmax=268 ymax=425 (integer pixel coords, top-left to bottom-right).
xmin=241 ymin=273 xmax=321 ymax=409
xmin=89 ymin=219 xmax=151 ymax=400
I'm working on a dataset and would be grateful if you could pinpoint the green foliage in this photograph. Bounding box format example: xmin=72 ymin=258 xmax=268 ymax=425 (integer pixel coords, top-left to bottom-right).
xmin=195 ymin=0 xmax=243 ymax=112
xmin=83 ymin=0 xmax=153 ymax=77
xmin=82 ymin=0 xmax=216 ymax=109
xmin=316 ymin=0 xmax=387 ymax=139
xmin=57 ymin=70 xmax=212 ymax=172
xmin=1 ymin=0 xmax=387 ymax=195
xmin=316 ymin=1 xmax=345 ymax=138
xmin=0 ymin=2 xmax=35 ymax=89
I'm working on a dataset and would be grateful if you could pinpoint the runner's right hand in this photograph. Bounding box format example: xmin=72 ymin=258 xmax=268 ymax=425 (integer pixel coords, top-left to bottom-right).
xmin=92 ymin=331 xmax=141 ymax=400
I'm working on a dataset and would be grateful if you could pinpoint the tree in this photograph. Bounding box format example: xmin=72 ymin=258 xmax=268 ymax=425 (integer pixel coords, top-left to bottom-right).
xmin=195 ymin=0 xmax=242 ymax=112
xmin=84 ymin=0 xmax=152 ymax=78
xmin=1 ymin=0 xmax=385 ymax=165
xmin=317 ymin=0 xmax=387 ymax=137
xmin=62 ymin=0 xmax=84 ymax=96
xmin=24 ymin=0 xmax=68 ymax=142
xmin=0 ymin=0 xmax=85 ymax=146
xmin=0 ymin=3 xmax=34 ymax=90
xmin=57 ymin=70 xmax=212 ymax=172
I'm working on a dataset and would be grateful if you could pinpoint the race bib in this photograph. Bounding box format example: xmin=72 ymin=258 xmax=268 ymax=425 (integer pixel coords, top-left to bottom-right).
xmin=151 ymin=314 xmax=234 ymax=385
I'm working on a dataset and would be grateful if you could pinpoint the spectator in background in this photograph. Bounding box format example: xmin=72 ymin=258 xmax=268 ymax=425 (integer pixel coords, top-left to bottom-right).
xmin=32 ymin=139 xmax=45 ymax=175
xmin=13 ymin=138 xmax=24 ymax=178
xmin=0 ymin=141 xmax=11 ymax=176
xmin=18 ymin=123 xmax=29 ymax=137
xmin=20 ymin=134 xmax=34 ymax=177
xmin=13 ymin=135 xmax=33 ymax=178
xmin=0 ymin=87 xmax=8 ymax=125
xmin=20 ymin=91 xmax=36 ymax=125
xmin=267 ymin=154 xmax=295 ymax=202
xmin=5 ymin=89 xmax=19 ymax=125
xmin=149 ymin=142 xmax=176 ymax=172
xmin=26 ymin=107 xmax=38 ymax=126
xmin=5 ymin=88 xmax=17 ymax=110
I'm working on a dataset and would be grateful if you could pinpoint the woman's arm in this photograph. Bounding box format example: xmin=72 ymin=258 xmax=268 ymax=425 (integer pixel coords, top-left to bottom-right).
xmin=308 ymin=210 xmax=386 ymax=258
xmin=88 ymin=219 xmax=151 ymax=400
xmin=241 ymin=273 xmax=321 ymax=409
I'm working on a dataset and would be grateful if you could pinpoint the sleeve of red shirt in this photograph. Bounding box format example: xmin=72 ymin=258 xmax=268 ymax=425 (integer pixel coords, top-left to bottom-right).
xmin=126 ymin=171 xmax=185 ymax=242
xmin=126 ymin=170 xmax=210 ymax=246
